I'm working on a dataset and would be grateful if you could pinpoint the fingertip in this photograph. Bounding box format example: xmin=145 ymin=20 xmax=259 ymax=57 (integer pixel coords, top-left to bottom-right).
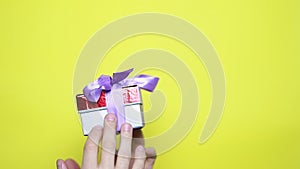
xmin=105 ymin=113 xmax=116 ymax=122
xmin=135 ymin=145 xmax=146 ymax=158
xmin=145 ymin=147 xmax=156 ymax=158
xmin=136 ymin=145 xmax=145 ymax=151
xmin=104 ymin=113 xmax=117 ymax=131
xmin=56 ymin=159 xmax=63 ymax=169
xmin=121 ymin=123 xmax=132 ymax=134
xmin=87 ymin=125 xmax=103 ymax=145
xmin=144 ymin=147 xmax=156 ymax=169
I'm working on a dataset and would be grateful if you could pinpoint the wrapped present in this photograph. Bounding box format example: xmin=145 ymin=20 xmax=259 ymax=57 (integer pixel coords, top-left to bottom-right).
xmin=76 ymin=68 xmax=159 ymax=135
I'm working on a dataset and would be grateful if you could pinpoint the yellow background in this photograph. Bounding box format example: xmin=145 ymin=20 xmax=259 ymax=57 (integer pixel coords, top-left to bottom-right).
xmin=1 ymin=0 xmax=299 ymax=169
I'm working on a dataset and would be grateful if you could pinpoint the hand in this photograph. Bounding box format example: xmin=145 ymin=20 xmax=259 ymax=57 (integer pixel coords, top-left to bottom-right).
xmin=56 ymin=113 xmax=156 ymax=169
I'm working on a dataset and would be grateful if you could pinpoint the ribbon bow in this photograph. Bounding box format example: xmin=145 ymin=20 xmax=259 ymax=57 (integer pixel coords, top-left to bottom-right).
xmin=83 ymin=68 xmax=159 ymax=131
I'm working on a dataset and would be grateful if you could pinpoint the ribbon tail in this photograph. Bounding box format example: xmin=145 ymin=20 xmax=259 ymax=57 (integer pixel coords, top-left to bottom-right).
xmin=112 ymin=68 xmax=134 ymax=84
xmin=133 ymin=74 xmax=159 ymax=92
xmin=106 ymin=84 xmax=126 ymax=132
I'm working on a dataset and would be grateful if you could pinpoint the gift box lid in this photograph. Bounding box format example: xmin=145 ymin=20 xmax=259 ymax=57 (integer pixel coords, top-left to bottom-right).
xmin=76 ymin=85 xmax=142 ymax=112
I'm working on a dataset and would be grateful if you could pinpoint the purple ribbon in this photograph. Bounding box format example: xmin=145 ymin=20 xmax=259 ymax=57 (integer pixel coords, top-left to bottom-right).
xmin=83 ymin=68 xmax=159 ymax=131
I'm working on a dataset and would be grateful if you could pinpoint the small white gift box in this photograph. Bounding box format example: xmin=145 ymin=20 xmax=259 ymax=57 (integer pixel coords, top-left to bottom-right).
xmin=76 ymin=86 xmax=144 ymax=135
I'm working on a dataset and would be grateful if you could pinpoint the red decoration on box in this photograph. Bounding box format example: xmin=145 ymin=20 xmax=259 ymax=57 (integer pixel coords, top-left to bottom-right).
xmin=97 ymin=91 xmax=107 ymax=107
xmin=123 ymin=87 xmax=140 ymax=103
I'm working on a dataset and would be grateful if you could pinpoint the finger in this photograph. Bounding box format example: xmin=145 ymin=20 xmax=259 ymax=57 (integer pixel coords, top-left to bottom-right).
xmin=65 ymin=159 xmax=81 ymax=169
xmin=56 ymin=159 xmax=68 ymax=169
xmin=130 ymin=130 xmax=145 ymax=168
xmin=144 ymin=147 xmax=156 ymax=169
xmin=132 ymin=130 xmax=145 ymax=152
xmin=115 ymin=123 xmax=133 ymax=169
xmin=56 ymin=159 xmax=64 ymax=169
xmin=132 ymin=145 xmax=146 ymax=169
xmin=82 ymin=125 xmax=103 ymax=169
xmin=99 ymin=113 xmax=117 ymax=169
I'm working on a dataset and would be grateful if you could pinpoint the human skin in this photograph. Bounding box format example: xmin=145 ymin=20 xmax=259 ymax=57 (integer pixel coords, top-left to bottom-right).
xmin=56 ymin=113 xmax=156 ymax=169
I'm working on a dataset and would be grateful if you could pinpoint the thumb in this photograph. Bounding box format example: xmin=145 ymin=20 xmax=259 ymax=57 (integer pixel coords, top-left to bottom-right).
xmin=56 ymin=159 xmax=68 ymax=169
xmin=65 ymin=159 xmax=81 ymax=169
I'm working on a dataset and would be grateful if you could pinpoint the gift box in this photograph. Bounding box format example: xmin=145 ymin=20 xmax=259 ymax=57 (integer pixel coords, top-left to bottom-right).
xmin=77 ymin=85 xmax=144 ymax=135
xmin=76 ymin=68 xmax=159 ymax=136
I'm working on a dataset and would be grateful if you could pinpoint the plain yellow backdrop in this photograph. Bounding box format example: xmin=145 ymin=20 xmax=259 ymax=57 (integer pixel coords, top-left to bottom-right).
xmin=0 ymin=0 xmax=299 ymax=169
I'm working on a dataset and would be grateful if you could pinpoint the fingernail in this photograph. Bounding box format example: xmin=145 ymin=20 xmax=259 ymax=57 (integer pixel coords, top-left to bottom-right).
xmin=106 ymin=113 xmax=115 ymax=122
xmin=137 ymin=145 xmax=144 ymax=151
xmin=122 ymin=123 xmax=132 ymax=133
xmin=61 ymin=162 xmax=67 ymax=169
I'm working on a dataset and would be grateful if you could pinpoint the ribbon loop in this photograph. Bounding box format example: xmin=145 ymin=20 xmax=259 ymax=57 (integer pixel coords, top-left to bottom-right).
xmin=83 ymin=75 xmax=112 ymax=102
